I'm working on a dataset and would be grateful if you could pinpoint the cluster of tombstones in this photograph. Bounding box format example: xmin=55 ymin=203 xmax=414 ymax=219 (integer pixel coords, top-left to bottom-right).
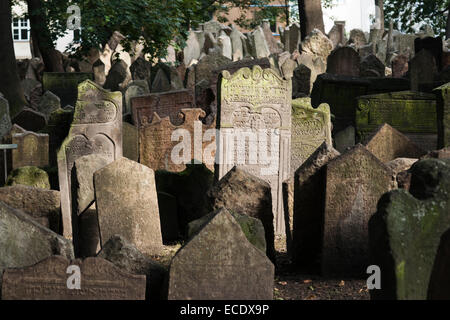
xmin=2 ymin=19 xmax=450 ymax=300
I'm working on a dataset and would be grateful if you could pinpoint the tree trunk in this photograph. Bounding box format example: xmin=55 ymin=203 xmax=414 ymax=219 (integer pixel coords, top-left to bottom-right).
xmin=0 ymin=0 xmax=27 ymax=117
xmin=27 ymin=0 xmax=64 ymax=72
xmin=375 ymin=0 xmax=385 ymax=33
xmin=298 ymin=0 xmax=325 ymax=41
xmin=446 ymin=5 xmax=450 ymax=40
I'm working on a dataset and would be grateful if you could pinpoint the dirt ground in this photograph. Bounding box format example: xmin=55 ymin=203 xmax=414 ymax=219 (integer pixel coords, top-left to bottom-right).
xmin=273 ymin=236 xmax=369 ymax=300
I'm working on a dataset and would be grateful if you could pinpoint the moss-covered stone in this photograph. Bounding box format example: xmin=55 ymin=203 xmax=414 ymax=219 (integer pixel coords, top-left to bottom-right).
xmin=5 ymin=166 xmax=51 ymax=189
xmin=187 ymin=210 xmax=267 ymax=254
xmin=369 ymin=159 xmax=450 ymax=300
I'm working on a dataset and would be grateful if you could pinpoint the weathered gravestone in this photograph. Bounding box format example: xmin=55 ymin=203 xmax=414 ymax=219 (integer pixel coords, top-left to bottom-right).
xmin=217 ymin=65 xmax=291 ymax=235
xmin=0 ymin=202 xmax=74 ymax=294
xmin=38 ymin=91 xmax=60 ymax=118
xmin=123 ymin=80 xmax=149 ymax=115
xmin=12 ymin=108 xmax=47 ymax=133
xmin=369 ymin=159 xmax=450 ymax=300
xmin=326 ymin=46 xmax=360 ymax=77
xmin=294 ymin=144 xmax=393 ymax=275
xmin=131 ymin=89 xmax=195 ymax=128
xmin=391 ymin=54 xmax=409 ymax=78
xmin=360 ymin=54 xmax=386 ymax=77
xmin=434 ymin=83 xmax=450 ymax=149
xmin=1 ymin=256 xmax=146 ymax=300
xmin=291 ymin=98 xmax=332 ymax=174
xmin=58 ymin=80 xmax=122 ymax=239
xmin=43 ymin=72 xmax=94 ymax=107
xmin=415 ymin=36 xmax=443 ymax=71
xmin=348 ymin=29 xmax=367 ymax=49
xmin=122 ymin=122 xmax=139 ymax=161
xmin=94 ymin=157 xmax=163 ymax=256
xmin=364 ymin=123 xmax=426 ymax=163
xmin=428 ymin=229 xmax=450 ymax=299
xmin=11 ymin=131 xmax=49 ymax=169
xmin=0 ymin=96 xmax=12 ymax=139
xmin=410 ymin=49 xmax=438 ymax=91
xmin=167 ymin=208 xmax=274 ymax=300
xmin=206 ymin=166 xmax=275 ymax=261
xmin=0 ymin=185 xmax=60 ymax=232
xmin=139 ymin=108 xmax=215 ymax=173
xmin=292 ymin=142 xmax=340 ymax=268
xmin=356 ymin=91 xmax=437 ymax=151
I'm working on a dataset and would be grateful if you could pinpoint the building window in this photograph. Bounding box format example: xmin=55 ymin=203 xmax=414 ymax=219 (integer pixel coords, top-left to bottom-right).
xmin=12 ymin=18 xmax=30 ymax=41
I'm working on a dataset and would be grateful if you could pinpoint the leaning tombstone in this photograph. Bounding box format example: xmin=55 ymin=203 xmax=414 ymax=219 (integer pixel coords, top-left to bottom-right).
xmin=0 ymin=202 xmax=74 ymax=292
xmin=57 ymin=79 xmax=122 ymax=239
xmin=167 ymin=208 xmax=274 ymax=300
xmin=217 ymin=65 xmax=291 ymax=236
xmin=369 ymin=159 xmax=450 ymax=300
xmin=1 ymin=256 xmax=146 ymax=300
xmin=94 ymin=157 xmax=163 ymax=256
xmin=38 ymin=91 xmax=61 ymax=119
xmin=123 ymin=80 xmax=149 ymax=115
xmin=291 ymin=98 xmax=332 ymax=174
xmin=11 ymin=131 xmax=49 ymax=169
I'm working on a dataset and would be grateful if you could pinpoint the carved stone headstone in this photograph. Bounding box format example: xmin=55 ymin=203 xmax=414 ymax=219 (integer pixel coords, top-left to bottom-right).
xmin=123 ymin=80 xmax=149 ymax=115
xmin=131 ymin=89 xmax=195 ymax=128
xmin=291 ymin=98 xmax=332 ymax=174
xmin=356 ymin=91 xmax=437 ymax=151
xmin=94 ymin=157 xmax=163 ymax=255
xmin=11 ymin=130 xmax=49 ymax=169
xmin=167 ymin=208 xmax=274 ymax=300
xmin=217 ymin=65 xmax=291 ymax=235
xmin=410 ymin=49 xmax=438 ymax=91
xmin=122 ymin=122 xmax=139 ymax=161
xmin=326 ymin=46 xmax=360 ymax=77
xmin=139 ymin=108 xmax=215 ymax=172
xmin=1 ymin=256 xmax=146 ymax=300
xmin=57 ymin=80 xmax=122 ymax=239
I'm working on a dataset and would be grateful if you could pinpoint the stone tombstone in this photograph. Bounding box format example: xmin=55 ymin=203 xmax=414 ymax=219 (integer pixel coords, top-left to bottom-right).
xmin=139 ymin=108 xmax=215 ymax=172
xmin=328 ymin=21 xmax=346 ymax=48
xmin=94 ymin=157 xmax=163 ymax=256
xmin=292 ymin=143 xmax=340 ymax=268
xmin=428 ymin=229 xmax=450 ymax=299
xmin=230 ymin=25 xmax=244 ymax=61
xmin=394 ymin=33 xmax=416 ymax=58
xmin=410 ymin=49 xmax=438 ymax=91
xmin=364 ymin=123 xmax=426 ymax=163
xmin=262 ymin=20 xmax=282 ymax=55
xmin=360 ymin=54 xmax=385 ymax=77
xmin=348 ymin=29 xmax=367 ymax=49
xmin=356 ymin=91 xmax=438 ymax=151
xmin=414 ymin=36 xmax=443 ymax=71
xmin=131 ymin=89 xmax=195 ymax=128
xmin=391 ymin=54 xmax=409 ymax=78
xmin=434 ymin=83 xmax=450 ymax=149
xmin=218 ymin=31 xmax=232 ymax=60
xmin=369 ymin=159 xmax=450 ymax=300
xmin=58 ymin=79 xmax=122 ymax=239
xmin=0 ymin=96 xmax=12 ymax=139
xmin=326 ymin=46 xmax=360 ymax=77
xmin=183 ymin=30 xmax=201 ymax=65
xmin=300 ymin=29 xmax=333 ymax=66
xmin=122 ymin=122 xmax=139 ymax=161
xmin=43 ymin=72 xmax=94 ymax=108
xmin=130 ymin=57 xmax=152 ymax=88
xmin=123 ymin=80 xmax=149 ymax=115
xmin=0 ymin=185 xmax=60 ymax=232
xmin=38 ymin=91 xmax=61 ymax=118
xmin=2 ymin=256 xmax=146 ymax=300
xmin=217 ymin=65 xmax=291 ymax=235
xmin=11 ymin=131 xmax=49 ymax=169
xmin=291 ymin=98 xmax=332 ymax=174
xmin=311 ymin=74 xmax=370 ymax=134
xmin=248 ymin=26 xmax=271 ymax=59
xmin=206 ymin=166 xmax=275 ymax=261
xmin=322 ymin=144 xmax=393 ymax=276
xmin=0 ymin=201 xmax=74 ymax=292
xmin=12 ymin=108 xmax=47 ymax=132
xmin=167 ymin=208 xmax=274 ymax=300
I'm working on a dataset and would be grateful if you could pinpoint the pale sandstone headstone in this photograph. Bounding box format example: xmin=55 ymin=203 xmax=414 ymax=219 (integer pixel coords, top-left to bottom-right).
xmin=167 ymin=208 xmax=274 ymax=300
xmin=94 ymin=157 xmax=163 ymax=255
xmin=57 ymin=80 xmax=122 ymax=239
xmin=217 ymin=65 xmax=291 ymax=235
